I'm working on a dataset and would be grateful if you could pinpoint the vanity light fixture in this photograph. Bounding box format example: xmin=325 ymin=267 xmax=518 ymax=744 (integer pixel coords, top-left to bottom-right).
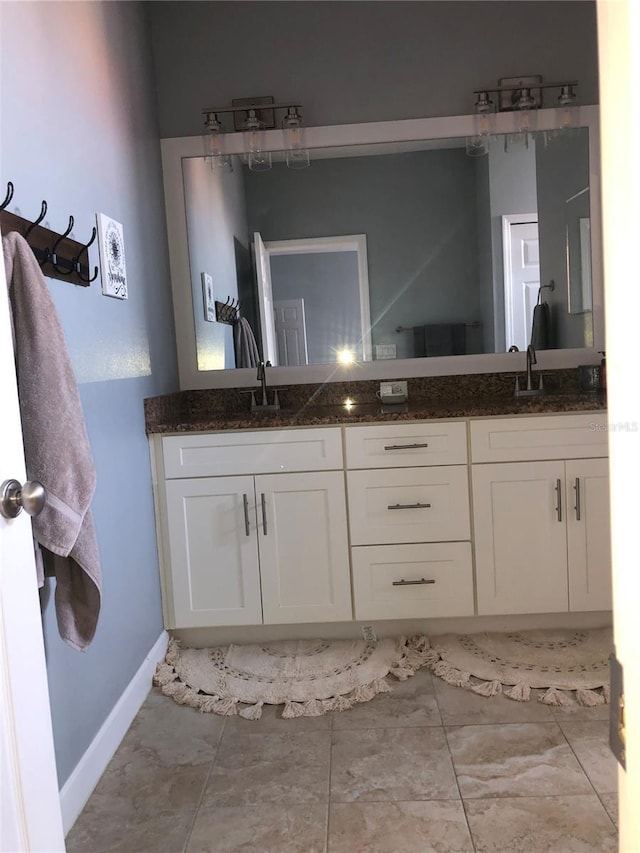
xmin=466 ymin=91 xmax=495 ymax=157
xmin=201 ymin=98 xmax=309 ymax=172
xmin=467 ymin=77 xmax=579 ymax=157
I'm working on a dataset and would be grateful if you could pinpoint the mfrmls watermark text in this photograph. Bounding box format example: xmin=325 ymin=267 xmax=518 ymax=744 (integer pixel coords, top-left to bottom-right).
xmin=589 ymin=421 xmax=638 ymax=432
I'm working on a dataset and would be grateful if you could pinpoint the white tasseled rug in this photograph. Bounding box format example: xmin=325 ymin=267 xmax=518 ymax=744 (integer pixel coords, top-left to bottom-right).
xmin=154 ymin=635 xmax=433 ymax=720
xmin=429 ymin=627 xmax=612 ymax=706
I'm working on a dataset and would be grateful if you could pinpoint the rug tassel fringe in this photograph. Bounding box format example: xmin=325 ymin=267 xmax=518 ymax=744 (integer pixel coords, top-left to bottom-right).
xmin=575 ymin=688 xmax=606 ymax=707
xmin=602 ymin=683 xmax=611 ymax=703
xmin=471 ymin=679 xmax=503 ymax=698
xmin=153 ymin=661 xmax=178 ymax=686
xmin=164 ymin=638 xmax=182 ymax=667
xmin=539 ymin=687 xmax=573 ymax=706
xmin=503 ymin=682 xmax=531 ymax=702
xmin=432 ymin=660 xmax=471 ymax=688
xmin=389 ymin=661 xmax=415 ymax=681
xmin=239 ymin=701 xmax=264 ymax=720
xmin=322 ymin=695 xmax=355 ymax=713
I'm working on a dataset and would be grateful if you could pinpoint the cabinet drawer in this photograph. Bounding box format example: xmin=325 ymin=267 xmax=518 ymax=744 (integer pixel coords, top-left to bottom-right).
xmin=163 ymin=427 xmax=343 ymax=477
xmin=345 ymin=422 xmax=467 ymax=469
xmin=470 ymin=414 xmax=608 ymax=463
xmin=347 ymin=466 xmax=470 ymax=545
xmin=352 ymin=542 xmax=474 ymax=620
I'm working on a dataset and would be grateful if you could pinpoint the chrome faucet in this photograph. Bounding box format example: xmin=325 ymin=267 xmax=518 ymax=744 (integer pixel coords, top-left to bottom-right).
xmin=514 ymin=344 xmax=545 ymax=397
xmin=251 ymin=361 xmax=280 ymax=411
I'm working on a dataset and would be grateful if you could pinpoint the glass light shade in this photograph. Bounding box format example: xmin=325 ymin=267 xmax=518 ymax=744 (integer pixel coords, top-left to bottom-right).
xmin=244 ymin=110 xmax=272 ymax=172
xmin=514 ymin=88 xmax=538 ymax=135
xmin=466 ymin=92 xmax=494 ymax=158
xmin=203 ymin=113 xmax=232 ymax=171
xmin=557 ymin=85 xmax=579 ymax=131
xmin=283 ymin=108 xmax=310 ymax=169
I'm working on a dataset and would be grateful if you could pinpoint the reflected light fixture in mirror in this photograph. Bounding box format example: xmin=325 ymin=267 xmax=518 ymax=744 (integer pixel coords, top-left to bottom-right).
xmin=466 ymin=91 xmax=495 ymax=157
xmin=282 ymin=106 xmax=310 ymax=169
xmin=557 ymin=84 xmax=579 ymax=131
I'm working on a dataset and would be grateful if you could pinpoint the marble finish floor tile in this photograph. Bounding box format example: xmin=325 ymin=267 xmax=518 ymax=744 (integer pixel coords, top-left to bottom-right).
xmin=204 ymin=729 xmax=331 ymax=806
xmin=328 ymin=800 xmax=474 ymax=852
xmin=330 ymin=726 xmax=458 ymax=802
xmin=463 ymin=794 xmax=618 ymax=851
xmin=66 ymin=807 xmax=196 ymax=853
xmin=446 ymin=722 xmax=593 ymax=799
xmin=434 ymin=679 xmax=555 ymax=726
xmin=559 ymin=719 xmax=619 ymax=793
xmin=185 ymin=803 xmax=328 ymax=852
xmin=332 ymin=669 xmax=441 ymax=730
xmin=119 ymin=688 xmax=226 ymax=767
xmin=599 ymin=792 xmax=619 ymax=826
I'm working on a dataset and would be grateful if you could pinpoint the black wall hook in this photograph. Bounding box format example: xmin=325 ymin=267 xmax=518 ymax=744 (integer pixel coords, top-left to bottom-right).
xmin=72 ymin=226 xmax=99 ymax=283
xmin=1 ymin=182 xmax=14 ymax=211
xmin=215 ymin=297 xmax=240 ymax=324
xmin=24 ymin=200 xmax=48 ymax=240
xmin=50 ymin=215 xmax=75 ymax=275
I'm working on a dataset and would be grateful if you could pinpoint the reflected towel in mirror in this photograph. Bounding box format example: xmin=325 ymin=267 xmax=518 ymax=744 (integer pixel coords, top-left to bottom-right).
xmin=414 ymin=323 xmax=467 ymax=358
xmin=233 ymin=316 xmax=261 ymax=368
xmin=531 ymin=302 xmax=551 ymax=350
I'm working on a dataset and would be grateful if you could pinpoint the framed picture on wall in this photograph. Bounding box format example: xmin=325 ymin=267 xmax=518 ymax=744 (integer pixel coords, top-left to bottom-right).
xmin=97 ymin=213 xmax=128 ymax=299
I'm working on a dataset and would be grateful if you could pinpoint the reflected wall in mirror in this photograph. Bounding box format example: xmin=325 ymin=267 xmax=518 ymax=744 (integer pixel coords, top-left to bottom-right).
xmin=162 ymin=109 xmax=603 ymax=389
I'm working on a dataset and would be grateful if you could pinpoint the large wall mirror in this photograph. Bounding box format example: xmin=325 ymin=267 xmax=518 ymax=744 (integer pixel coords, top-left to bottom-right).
xmin=161 ymin=107 xmax=603 ymax=390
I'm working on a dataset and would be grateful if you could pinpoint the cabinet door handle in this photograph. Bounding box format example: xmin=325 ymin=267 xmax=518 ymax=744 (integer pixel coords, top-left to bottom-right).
xmin=261 ymin=492 xmax=267 ymax=535
xmin=383 ymin=442 xmax=429 ymax=451
xmin=574 ymin=477 xmax=581 ymax=521
xmin=387 ymin=502 xmax=432 ymax=510
xmin=392 ymin=578 xmax=436 ymax=586
xmin=242 ymin=493 xmax=250 ymax=537
xmin=555 ymin=478 xmax=563 ymax=522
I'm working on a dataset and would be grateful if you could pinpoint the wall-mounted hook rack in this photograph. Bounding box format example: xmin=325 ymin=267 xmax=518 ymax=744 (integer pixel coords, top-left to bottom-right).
xmin=0 ymin=181 xmax=97 ymax=287
xmin=215 ymin=297 xmax=239 ymax=325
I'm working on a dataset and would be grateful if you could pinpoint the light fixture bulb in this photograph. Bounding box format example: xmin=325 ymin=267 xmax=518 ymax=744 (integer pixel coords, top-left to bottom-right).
xmin=243 ymin=109 xmax=272 ymax=172
xmin=336 ymin=348 xmax=356 ymax=365
xmin=513 ymin=87 xmax=538 ymax=142
xmin=466 ymin=91 xmax=494 ymax=157
xmin=282 ymin=107 xmax=310 ymax=169
xmin=557 ymin=84 xmax=579 ymax=131
xmin=203 ymin=112 xmax=232 ymax=171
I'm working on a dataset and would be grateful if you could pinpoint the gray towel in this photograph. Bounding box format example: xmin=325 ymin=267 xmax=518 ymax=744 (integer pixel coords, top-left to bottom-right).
xmin=531 ymin=302 xmax=551 ymax=350
xmin=414 ymin=323 xmax=467 ymax=358
xmin=3 ymin=231 xmax=101 ymax=651
xmin=233 ymin=316 xmax=261 ymax=368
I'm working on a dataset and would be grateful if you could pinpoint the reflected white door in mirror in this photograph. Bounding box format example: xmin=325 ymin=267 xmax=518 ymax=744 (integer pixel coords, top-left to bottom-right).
xmin=161 ymin=107 xmax=603 ymax=390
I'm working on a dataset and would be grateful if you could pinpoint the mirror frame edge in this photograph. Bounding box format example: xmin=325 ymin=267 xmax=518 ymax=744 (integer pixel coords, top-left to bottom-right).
xmin=161 ymin=106 xmax=603 ymax=391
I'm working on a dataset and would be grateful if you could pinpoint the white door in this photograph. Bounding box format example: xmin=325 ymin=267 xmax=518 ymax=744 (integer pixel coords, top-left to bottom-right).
xmin=164 ymin=476 xmax=262 ymax=627
xmin=253 ymin=232 xmax=278 ymax=366
xmin=0 ymin=251 xmax=65 ymax=850
xmin=273 ymin=298 xmax=309 ymax=366
xmin=503 ymin=217 xmax=540 ymax=352
xmin=257 ymin=471 xmax=352 ymax=624
xmin=566 ymin=458 xmax=612 ymax=612
xmin=472 ymin=461 xmax=568 ymax=615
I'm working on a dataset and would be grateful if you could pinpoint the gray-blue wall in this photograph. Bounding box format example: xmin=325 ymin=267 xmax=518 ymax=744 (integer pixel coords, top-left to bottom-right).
xmin=1 ymin=1 xmax=178 ymax=786
xmin=149 ymin=1 xmax=598 ymax=137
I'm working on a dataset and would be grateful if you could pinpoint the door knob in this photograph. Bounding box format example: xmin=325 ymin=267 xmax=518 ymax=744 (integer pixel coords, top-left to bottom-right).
xmin=0 ymin=479 xmax=47 ymax=519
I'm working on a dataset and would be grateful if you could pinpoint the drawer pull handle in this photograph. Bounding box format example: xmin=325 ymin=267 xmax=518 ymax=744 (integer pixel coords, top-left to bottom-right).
xmin=242 ymin=493 xmax=250 ymax=537
xmin=555 ymin=478 xmax=563 ymax=522
xmin=574 ymin=477 xmax=581 ymax=521
xmin=392 ymin=578 xmax=436 ymax=586
xmin=383 ymin=442 xmax=429 ymax=451
xmin=261 ymin=493 xmax=268 ymax=535
xmin=387 ymin=502 xmax=432 ymax=510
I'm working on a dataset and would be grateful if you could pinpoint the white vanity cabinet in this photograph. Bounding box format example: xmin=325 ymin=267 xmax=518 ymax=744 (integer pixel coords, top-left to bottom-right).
xmin=470 ymin=414 xmax=611 ymax=615
xmin=344 ymin=422 xmax=474 ymax=620
xmin=155 ymin=428 xmax=352 ymax=628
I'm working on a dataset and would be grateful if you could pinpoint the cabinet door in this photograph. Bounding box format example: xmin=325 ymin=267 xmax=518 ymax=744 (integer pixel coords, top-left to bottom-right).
xmin=256 ymin=471 xmax=352 ymax=624
xmin=566 ymin=458 xmax=612 ymax=611
xmin=472 ymin=461 xmax=568 ymax=615
xmin=164 ymin=476 xmax=262 ymax=628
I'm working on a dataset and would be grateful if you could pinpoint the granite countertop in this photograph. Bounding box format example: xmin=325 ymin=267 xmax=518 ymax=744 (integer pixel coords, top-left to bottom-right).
xmin=145 ymin=388 xmax=606 ymax=434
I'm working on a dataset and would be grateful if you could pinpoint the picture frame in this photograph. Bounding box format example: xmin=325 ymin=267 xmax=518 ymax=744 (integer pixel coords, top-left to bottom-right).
xmin=97 ymin=213 xmax=128 ymax=299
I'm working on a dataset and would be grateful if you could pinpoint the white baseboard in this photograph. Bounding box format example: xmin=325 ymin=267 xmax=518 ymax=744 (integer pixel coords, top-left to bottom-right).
xmin=59 ymin=630 xmax=169 ymax=836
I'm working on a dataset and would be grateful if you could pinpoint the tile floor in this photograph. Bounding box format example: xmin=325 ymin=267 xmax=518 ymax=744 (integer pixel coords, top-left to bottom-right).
xmin=66 ymin=669 xmax=619 ymax=852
